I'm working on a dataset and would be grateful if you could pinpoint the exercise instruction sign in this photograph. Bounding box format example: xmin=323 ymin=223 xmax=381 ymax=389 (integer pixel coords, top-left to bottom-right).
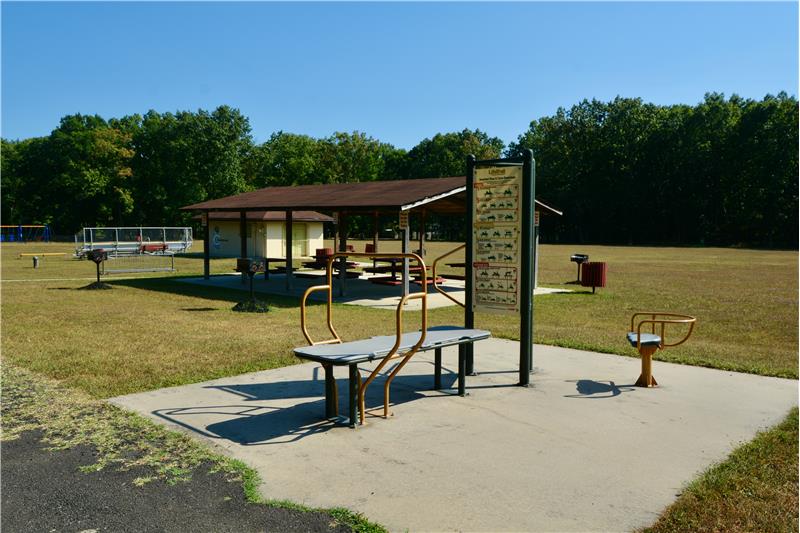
xmin=472 ymin=165 xmax=523 ymax=314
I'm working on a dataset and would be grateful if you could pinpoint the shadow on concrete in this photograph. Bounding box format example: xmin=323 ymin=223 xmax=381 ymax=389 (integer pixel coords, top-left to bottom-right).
xmin=153 ymin=369 xmax=463 ymax=445
xmin=563 ymin=380 xmax=636 ymax=399
xmin=112 ymin=271 xmax=471 ymax=310
xmin=153 ymin=402 xmax=332 ymax=445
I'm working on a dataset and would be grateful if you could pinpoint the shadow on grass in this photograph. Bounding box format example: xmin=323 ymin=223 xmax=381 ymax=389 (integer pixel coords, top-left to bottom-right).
xmin=107 ymin=275 xmax=449 ymax=310
xmin=107 ymin=276 xmax=310 ymax=310
xmin=540 ymin=289 xmax=599 ymax=297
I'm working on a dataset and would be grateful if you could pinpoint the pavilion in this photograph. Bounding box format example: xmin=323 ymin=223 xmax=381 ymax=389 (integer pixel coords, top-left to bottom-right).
xmin=182 ymin=176 xmax=562 ymax=296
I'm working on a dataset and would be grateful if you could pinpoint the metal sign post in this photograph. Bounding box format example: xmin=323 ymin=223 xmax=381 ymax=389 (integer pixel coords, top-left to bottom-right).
xmin=466 ymin=150 xmax=536 ymax=386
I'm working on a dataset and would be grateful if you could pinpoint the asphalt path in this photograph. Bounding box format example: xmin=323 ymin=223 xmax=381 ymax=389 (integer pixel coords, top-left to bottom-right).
xmin=2 ymin=430 xmax=350 ymax=533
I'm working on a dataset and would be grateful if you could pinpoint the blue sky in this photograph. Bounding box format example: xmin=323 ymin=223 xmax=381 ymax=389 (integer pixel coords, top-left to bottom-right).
xmin=2 ymin=2 xmax=797 ymax=149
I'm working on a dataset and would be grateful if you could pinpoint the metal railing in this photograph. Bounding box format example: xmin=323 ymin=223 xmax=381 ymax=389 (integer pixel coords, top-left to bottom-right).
xmin=432 ymin=243 xmax=466 ymax=308
xmin=75 ymin=227 xmax=193 ymax=258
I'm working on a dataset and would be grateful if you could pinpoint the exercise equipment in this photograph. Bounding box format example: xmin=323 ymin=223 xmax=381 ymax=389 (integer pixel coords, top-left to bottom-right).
xmin=627 ymin=312 xmax=696 ymax=387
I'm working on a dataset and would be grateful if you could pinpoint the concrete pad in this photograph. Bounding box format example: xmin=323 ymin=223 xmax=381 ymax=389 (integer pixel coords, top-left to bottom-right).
xmin=110 ymin=340 xmax=797 ymax=532
xmin=178 ymin=273 xmax=571 ymax=310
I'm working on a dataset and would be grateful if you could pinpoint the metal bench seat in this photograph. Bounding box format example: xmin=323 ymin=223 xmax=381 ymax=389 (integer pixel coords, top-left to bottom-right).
xmin=294 ymin=326 xmax=490 ymax=428
xmin=295 ymin=251 xmax=493 ymax=427
xmin=294 ymin=326 xmax=490 ymax=365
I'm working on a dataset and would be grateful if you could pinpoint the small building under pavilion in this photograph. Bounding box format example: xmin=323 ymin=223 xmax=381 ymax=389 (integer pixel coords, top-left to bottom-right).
xmin=198 ymin=211 xmax=333 ymax=259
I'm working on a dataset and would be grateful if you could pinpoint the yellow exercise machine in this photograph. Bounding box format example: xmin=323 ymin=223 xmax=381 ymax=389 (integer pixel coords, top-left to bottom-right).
xmin=296 ymin=248 xmax=491 ymax=427
xmin=432 ymin=243 xmax=466 ymax=308
xmin=300 ymin=252 xmax=428 ymax=425
xmin=627 ymin=312 xmax=696 ymax=387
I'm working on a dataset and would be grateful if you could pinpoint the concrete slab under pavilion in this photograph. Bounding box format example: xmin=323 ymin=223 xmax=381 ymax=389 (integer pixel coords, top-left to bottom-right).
xmin=178 ymin=272 xmax=571 ymax=310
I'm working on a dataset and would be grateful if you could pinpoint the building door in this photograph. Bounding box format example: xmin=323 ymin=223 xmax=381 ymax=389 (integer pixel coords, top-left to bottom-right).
xmin=252 ymin=223 xmax=266 ymax=258
xmin=292 ymin=224 xmax=307 ymax=257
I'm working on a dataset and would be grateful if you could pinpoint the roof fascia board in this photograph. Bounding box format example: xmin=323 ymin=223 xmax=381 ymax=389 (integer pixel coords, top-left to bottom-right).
xmin=534 ymin=200 xmax=563 ymax=216
xmin=400 ymin=186 xmax=467 ymax=211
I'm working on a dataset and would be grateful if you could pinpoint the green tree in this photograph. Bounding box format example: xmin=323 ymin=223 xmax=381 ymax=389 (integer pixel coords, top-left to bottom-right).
xmin=508 ymin=93 xmax=798 ymax=247
xmin=130 ymin=106 xmax=254 ymax=225
xmin=316 ymin=131 xmax=397 ymax=184
xmin=406 ymin=129 xmax=504 ymax=179
xmin=252 ymin=132 xmax=320 ymax=187
xmin=6 ymin=114 xmax=137 ymax=232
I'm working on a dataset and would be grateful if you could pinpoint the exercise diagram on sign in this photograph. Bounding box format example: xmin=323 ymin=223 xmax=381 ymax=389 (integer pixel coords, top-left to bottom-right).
xmin=472 ymin=166 xmax=523 ymax=313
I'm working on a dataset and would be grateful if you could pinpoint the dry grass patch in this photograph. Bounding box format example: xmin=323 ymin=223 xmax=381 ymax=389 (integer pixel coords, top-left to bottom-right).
xmin=0 ymin=362 xmax=386 ymax=532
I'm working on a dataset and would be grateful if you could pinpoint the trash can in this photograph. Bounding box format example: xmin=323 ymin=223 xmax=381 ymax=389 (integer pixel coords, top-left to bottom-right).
xmin=581 ymin=262 xmax=607 ymax=293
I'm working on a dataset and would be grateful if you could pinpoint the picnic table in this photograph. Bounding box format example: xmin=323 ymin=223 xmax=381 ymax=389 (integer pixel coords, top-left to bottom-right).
xmin=262 ymin=257 xmax=290 ymax=280
xmin=366 ymin=258 xmax=438 ymax=285
xmin=364 ymin=257 xmax=403 ymax=284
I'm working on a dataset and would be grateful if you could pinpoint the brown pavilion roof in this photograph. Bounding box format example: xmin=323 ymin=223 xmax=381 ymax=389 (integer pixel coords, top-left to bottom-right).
xmin=193 ymin=211 xmax=333 ymax=222
xmin=182 ymin=176 xmax=562 ymax=216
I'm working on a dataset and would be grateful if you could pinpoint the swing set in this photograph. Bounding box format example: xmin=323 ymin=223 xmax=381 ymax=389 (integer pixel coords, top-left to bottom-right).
xmin=0 ymin=225 xmax=51 ymax=243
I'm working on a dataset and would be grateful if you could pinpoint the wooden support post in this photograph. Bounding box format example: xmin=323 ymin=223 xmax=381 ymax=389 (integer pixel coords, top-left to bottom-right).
xmin=338 ymin=212 xmax=348 ymax=297
xmin=333 ymin=212 xmax=339 ymax=254
xmin=418 ymin=209 xmax=426 ymax=258
xmin=373 ymin=211 xmax=379 ymax=269
xmin=285 ymin=210 xmax=293 ymax=291
xmin=401 ymin=219 xmax=410 ymax=299
xmin=203 ymin=212 xmax=210 ymax=280
xmin=240 ymin=211 xmax=247 ymax=284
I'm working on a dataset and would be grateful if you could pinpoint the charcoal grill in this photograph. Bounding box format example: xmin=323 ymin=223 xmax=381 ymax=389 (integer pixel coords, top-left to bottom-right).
xmin=570 ymin=254 xmax=589 ymax=283
xmin=87 ymin=249 xmax=108 ymax=283
xmin=236 ymin=258 xmax=265 ymax=301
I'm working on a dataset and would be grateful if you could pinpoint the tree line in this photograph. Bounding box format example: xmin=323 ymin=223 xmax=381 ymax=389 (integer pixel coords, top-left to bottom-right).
xmin=1 ymin=93 xmax=796 ymax=247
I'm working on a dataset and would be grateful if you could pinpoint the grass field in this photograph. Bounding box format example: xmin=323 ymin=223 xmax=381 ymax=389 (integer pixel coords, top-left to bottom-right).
xmin=1 ymin=240 xmax=797 ymax=398
xmin=1 ymin=239 xmax=797 ymax=530
xmin=334 ymin=239 xmax=799 ymax=379
xmin=645 ymin=407 xmax=798 ymax=533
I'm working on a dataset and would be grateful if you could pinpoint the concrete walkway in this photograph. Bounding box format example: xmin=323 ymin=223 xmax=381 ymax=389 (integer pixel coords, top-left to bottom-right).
xmin=110 ymin=340 xmax=797 ymax=532
xmin=178 ymin=272 xmax=571 ymax=310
